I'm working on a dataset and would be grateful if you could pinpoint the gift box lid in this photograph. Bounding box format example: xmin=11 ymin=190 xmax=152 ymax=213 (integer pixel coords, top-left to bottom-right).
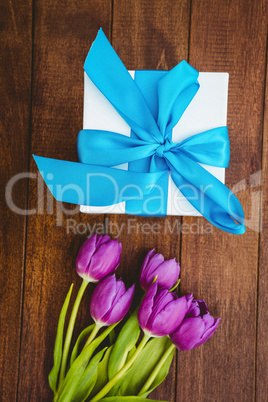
xmin=81 ymin=70 xmax=229 ymax=216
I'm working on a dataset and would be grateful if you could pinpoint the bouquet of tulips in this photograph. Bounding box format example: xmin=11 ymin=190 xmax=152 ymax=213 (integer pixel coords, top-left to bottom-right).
xmin=50 ymin=234 xmax=220 ymax=402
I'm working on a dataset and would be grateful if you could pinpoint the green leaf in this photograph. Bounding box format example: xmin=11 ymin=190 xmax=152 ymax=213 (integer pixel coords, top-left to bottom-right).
xmin=100 ymin=397 xmax=169 ymax=402
xmin=48 ymin=284 xmax=73 ymax=394
xmin=91 ymin=345 xmax=113 ymax=397
xmin=70 ymin=324 xmax=95 ymax=366
xmin=117 ymin=337 xmax=174 ymax=396
xmin=128 ymin=344 xmax=137 ymax=358
xmin=56 ymin=324 xmax=117 ymax=402
xmin=139 ymin=344 xmax=175 ymax=397
xmin=71 ymin=347 xmax=107 ymax=402
xmin=109 ymin=329 xmax=116 ymax=345
xmin=108 ymin=309 xmax=140 ymax=380
xmin=105 ymin=344 xmax=138 ymax=397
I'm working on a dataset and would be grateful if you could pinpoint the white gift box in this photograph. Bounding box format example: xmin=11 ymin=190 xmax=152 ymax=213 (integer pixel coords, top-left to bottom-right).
xmin=80 ymin=70 xmax=229 ymax=216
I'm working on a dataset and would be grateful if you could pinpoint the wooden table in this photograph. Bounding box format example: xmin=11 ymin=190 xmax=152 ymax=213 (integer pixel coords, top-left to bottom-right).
xmin=1 ymin=0 xmax=267 ymax=400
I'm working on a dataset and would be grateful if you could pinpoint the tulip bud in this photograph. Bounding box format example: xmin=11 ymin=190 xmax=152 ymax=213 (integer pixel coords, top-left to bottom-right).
xmin=139 ymin=249 xmax=180 ymax=291
xmin=137 ymin=282 xmax=193 ymax=337
xmin=90 ymin=275 xmax=135 ymax=327
xmin=76 ymin=234 xmax=122 ymax=282
xmin=170 ymin=299 xmax=220 ymax=351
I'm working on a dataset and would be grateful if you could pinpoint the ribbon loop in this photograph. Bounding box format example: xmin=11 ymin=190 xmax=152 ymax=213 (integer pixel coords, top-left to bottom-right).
xmin=157 ymin=60 xmax=200 ymax=134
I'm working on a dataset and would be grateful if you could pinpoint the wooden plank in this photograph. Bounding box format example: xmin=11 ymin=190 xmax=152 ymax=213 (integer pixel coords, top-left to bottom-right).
xmin=111 ymin=1 xmax=191 ymax=400
xmin=17 ymin=2 xmax=112 ymax=400
xmin=0 ymin=0 xmax=32 ymax=400
xmin=256 ymin=60 xmax=268 ymax=401
xmin=178 ymin=0 xmax=267 ymax=401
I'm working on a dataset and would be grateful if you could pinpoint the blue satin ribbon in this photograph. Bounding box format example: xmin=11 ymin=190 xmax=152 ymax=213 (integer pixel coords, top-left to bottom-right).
xmin=33 ymin=28 xmax=245 ymax=234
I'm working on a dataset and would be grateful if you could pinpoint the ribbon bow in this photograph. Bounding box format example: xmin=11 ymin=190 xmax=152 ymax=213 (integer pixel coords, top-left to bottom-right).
xmin=34 ymin=29 xmax=245 ymax=234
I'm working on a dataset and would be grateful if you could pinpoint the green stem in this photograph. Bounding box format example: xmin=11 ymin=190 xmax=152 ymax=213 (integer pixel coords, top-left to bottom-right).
xmin=83 ymin=323 xmax=100 ymax=349
xmin=138 ymin=343 xmax=176 ymax=396
xmin=90 ymin=334 xmax=151 ymax=402
xmin=59 ymin=279 xmax=89 ymax=387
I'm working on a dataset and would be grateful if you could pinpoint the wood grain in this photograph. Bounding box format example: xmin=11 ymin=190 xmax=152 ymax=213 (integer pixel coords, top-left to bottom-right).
xmin=111 ymin=1 xmax=191 ymax=400
xmin=178 ymin=0 xmax=267 ymax=401
xmin=256 ymin=60 xmax=268 ymax=401
xmin=0 ymin=0 xmax=32 ymax=400
xmin=16 ymin=2 xmax=112 ymax=400
xmin=0 ymin=0 xmax=267 ymax=401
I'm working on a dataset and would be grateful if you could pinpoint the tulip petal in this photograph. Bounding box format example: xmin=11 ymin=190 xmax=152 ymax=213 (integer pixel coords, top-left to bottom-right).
xmin=90 ymin=275 xmax=117 ymax=323
xmin=103 ymin=284 xmax=135 ymax=325
xmin=76 ymin=234 xmax=122 ymax=282
xmin=187 ymin=300 xmax=200 ymax=317
xmin=149 ymin=295 xmax=189 ymax=336
xmin=146 ymin=253 xmax=165 ymax=274
xmin=140 ymin=249 xmax=156 ymax=288
xmin=89 ymin=240 xmax=122 ymax=280
xmin=138 ymin=282 xmax=158 ymax=331
xmin=148 ymin=289 xmax=174 ymax=323
xmin=76 ymin=234 xmax=98 ymax=276
xmin=141 ymin=249 xmax=156 ymax=275
xmin=139 ymin=249 xmax=180 ymax=291
xmin=150 ymin=259 xmax=180 ymax=289
xmin=171 ymin=317 xmax=205 ymax=350
xmin=195 ymin=317 xmax=221 ymax=347
xmin=96 ymin=234 xmax=111 ymax=247
xmin=111 ymin=279 xmax=126 ymax=306
xmin=196 ymin=300 xmax=209 ymax=317
xmin=202 ymin=313 xmax=215 ymax=330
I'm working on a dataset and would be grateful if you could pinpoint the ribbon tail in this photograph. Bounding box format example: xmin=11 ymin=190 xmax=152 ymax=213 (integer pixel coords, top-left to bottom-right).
xmin=84 ymin=28 xmax=162 ymax=143
xmin=33 ymin=155 xmax=165 ymax=207
xmin=166 ymin=152 xmax=245 ymax=234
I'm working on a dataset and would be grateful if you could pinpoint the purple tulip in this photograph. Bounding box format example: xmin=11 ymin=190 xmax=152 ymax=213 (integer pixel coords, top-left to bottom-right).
xmin=170 ymin=299 xmax=220 ymax=351
xmin=76 ymin=234 xmax=122 ymax=282
xmin=137 ymin=282 xmax=193 ymax=337
xmin=90 ymin=275 xmax=135 ymax=327
xmin=139 ymin=249 xmax=180 ymax=291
